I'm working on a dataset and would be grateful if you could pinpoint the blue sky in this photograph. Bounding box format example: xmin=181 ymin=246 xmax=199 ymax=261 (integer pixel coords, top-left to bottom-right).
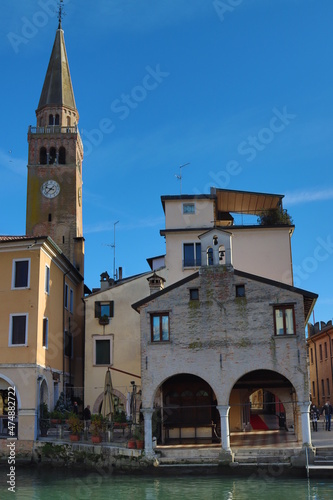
xmin=1 ymin=0 xmax=332 ymax=325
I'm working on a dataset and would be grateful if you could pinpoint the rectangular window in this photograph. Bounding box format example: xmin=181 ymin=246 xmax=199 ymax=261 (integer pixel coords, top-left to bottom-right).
xmin=64 ymin=283 xmax=69 ymax=309
xmin=319 ymin=344 xmax=323 ymax=361
xmin=12 ymin=259 xmax=30 ymax=289
xmin=183 ymin=242 xmax=201 ymax=267
xmin=43 ymin=317 xmax=48 ymax=348
xmin=151 ymin=314 xmax=169 ymax=342
xmin=310 ymin=348 xmax=314 ymax=364
xmin=312 ymin=381 xmax=316 ymax=398
xmin=236 ymin=284 xmax=245 ymax=298
xmin=94 ymin=301 xmax=114 ymax=318
xmin=327 ymin=378 xmax=330 ymax=397
xmin=64 ymin=330 xmax=72 ymax=358
xmin=94 ymin=336 xmax=113 ymax=365
xmin=321 ymin=379 xmax=325 ymax=399
xmin=45 ymin=265 xmax=50 ymax=294
xmin=324 ymin=342 xmax=328 ymax=359
xmin=183 ymin=203 xmax=195 ymax=214
xmin=189 ymin=288 xmax=199 ymax=301
xmin=69 ymin=288 xmax=74 ymax=314
xmin=9 ymin=314 xmax=28 ymax=346
xmin=273 ymin=305 xmax=295 ymax=336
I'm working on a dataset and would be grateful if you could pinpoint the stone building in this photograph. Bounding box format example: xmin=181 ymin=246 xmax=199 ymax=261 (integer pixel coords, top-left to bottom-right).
xmin=133 ymin=205 xmax=317 ymax=459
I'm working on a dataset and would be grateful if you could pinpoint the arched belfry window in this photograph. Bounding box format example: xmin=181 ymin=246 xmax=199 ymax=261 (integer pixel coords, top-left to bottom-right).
xmin=207 ymin=247 xmax=214 ymax=266
xmin=55 ymin=114 xmax=60 ymax=125
xmin=40 ymin=147 xmax=47 ymax=165
xmin=219 ymin=245 xmax=226 ymax=265
xmin=49 ymin=147 xmax=56 ymax=165
xmin=59 ymin=147 xmax=66 ymax=164
xmin=48 ymin=114 xmax=53 ymax=126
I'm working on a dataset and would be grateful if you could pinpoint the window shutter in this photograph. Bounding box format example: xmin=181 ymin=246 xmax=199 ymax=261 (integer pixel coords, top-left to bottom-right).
xmin=95 ymin=301 xmax=101 ymax=318
xmin=110 ymin=301 xmax=114 ymax=317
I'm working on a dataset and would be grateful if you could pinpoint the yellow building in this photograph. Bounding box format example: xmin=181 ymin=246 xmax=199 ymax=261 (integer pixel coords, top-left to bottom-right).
xmin=0 ymin=236 xmax=84 ymax=442
xmin=0 ymin=16 xmax=84 ymax=445
xmin=84 ymin=270 xmax=166 ymax=419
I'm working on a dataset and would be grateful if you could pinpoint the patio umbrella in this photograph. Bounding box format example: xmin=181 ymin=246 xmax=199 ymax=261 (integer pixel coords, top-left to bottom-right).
xmin=102 ymin=369 xmax=114 ymax=422
xmin=126 ymin=392 xmax=131 ymax=420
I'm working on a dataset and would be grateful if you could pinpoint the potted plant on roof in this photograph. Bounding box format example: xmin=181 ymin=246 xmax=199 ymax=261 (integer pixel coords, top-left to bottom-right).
xmin=68 ymin=413 xmax=83 ymax=441
xmin=90 ymin=414 xmax=105 ymax=444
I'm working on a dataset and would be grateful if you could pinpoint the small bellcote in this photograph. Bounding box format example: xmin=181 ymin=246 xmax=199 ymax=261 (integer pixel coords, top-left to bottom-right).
xmin=199 ymin=229 xmax=233 ymax=267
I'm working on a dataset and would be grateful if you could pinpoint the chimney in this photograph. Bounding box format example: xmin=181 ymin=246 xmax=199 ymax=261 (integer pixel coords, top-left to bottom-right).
xmin=147 ymin=273 xmax=165 ymax=294
xmin=100 ymin=271 xmax=110 ymax=290
xmin=118 ymin=267 xmax=123 ymax=281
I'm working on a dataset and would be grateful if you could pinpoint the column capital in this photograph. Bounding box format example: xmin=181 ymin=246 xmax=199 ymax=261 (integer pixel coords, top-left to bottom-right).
xmin=297 ymin=401 xmax=311 ymax=413
xmin=140 ymin=408 xmax=154 ymax=418
xmin=216 ymin=405 xmax=230 ymax=417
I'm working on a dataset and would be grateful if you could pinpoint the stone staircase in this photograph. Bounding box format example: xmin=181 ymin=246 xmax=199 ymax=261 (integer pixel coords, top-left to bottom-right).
xmin=155 ymin=446 xmax=221 ymax=466
xmin=232 ymin=448 xmax=293 ymax=467
xmin=314 ymin=447 xmax=333 ymax=466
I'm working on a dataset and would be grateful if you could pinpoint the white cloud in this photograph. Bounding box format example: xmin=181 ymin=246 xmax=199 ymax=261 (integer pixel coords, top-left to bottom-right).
xmin=285 ymin=189 xmax=333 ymax=206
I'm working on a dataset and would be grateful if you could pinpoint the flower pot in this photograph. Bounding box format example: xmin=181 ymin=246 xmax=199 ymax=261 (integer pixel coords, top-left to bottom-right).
xmin=136 ymin=440 xmax=144 ymax=449
xmin=128 ymin=439 xmax=136 ymax=449
xmin=92 ymin=435 xmax=102 ymax=443
xmin=70 ymin=434 xmax=80 ymax=442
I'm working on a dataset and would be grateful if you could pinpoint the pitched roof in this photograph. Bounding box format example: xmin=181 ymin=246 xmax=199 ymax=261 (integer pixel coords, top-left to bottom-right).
xmin=37 ymin=26 xmax=76 ymax=111
xmin=132 ymin=267 xmax=317 ymax=324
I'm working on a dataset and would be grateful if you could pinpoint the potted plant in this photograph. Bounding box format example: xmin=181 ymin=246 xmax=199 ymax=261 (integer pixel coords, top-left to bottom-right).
xmin=54 ymin=392 xmax=73 ymax=423
xmin=127 ymin=437 xmax=136 ymax=449
xmin=99 ymin=314 xmax=109 ymax=325
xmin=50 ymin=410 xmax=64 ymax=425
xmin=133 ymin=425 xmax=144 ymax=449
xmin=68 ymin=413 xmax=83 ymax=441
xmin=90 ymin=414 xmax=105 ymax=443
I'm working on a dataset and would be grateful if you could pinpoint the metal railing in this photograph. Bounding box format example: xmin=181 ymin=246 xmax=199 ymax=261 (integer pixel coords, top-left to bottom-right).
xmin=28 ymin=125 xmax=78 ymax=135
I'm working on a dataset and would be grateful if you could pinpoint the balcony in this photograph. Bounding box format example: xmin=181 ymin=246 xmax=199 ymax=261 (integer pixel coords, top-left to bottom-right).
xmin=28 ymin=125 xmax=78 ymax=135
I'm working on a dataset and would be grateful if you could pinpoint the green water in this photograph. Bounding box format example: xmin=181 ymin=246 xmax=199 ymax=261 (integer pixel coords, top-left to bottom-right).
xmin=0 ymin=467 xmax=333 ymax=499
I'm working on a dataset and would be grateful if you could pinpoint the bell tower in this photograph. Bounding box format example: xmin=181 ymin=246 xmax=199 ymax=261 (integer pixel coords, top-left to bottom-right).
xmin=26 ymin=7 xmax=84 ymax=273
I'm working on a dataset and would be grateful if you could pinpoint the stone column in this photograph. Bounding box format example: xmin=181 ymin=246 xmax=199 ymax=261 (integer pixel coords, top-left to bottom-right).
xmin=298 ymin=402 xmax=312 ymax=446
xmin=216 ymin=405 xmax=231 ymax=452
xmin=141 ymin=408 xmax=155 ymax=457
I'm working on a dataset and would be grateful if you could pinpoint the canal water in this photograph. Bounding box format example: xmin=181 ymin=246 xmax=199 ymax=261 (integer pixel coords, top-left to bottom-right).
xmin=0 ymin=467 xmax=333 ymax=499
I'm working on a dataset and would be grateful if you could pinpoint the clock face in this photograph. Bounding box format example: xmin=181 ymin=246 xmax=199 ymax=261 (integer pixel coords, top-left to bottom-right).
xmin=41 ymin=180 xmax=60 ymax=199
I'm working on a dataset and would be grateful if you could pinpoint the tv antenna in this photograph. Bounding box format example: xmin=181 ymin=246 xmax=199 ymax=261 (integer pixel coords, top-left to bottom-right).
xmin=175 ymin=163 xmax=190 ymax=194
xmin=103 ymin=221 xmax=119 ymax=280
